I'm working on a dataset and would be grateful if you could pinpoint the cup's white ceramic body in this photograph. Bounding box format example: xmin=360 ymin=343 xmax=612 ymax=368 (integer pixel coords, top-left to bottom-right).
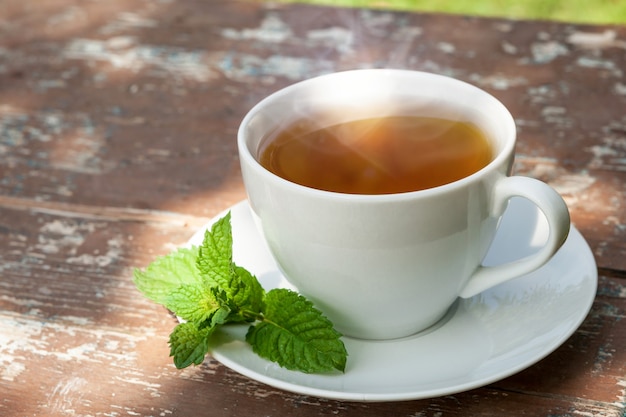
xmin=238 ymin=69 xmax=570 ymax=340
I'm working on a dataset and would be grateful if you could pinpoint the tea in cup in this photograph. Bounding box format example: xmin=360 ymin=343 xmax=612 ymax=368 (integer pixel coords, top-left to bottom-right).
xmin=258 ymin=115 xmax=493 ymax=195
xmin=238 ymin=69 xmax=570 ymax=340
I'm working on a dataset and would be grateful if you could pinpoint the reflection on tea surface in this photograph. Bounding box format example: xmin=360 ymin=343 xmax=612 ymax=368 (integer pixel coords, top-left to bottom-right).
xmin=259 ymin=116 xmax=492 ymax=194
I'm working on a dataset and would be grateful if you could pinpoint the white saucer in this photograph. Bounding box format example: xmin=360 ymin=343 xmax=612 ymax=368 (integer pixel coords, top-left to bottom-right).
xmin=187 ymin=198 xmax=597 ymax=402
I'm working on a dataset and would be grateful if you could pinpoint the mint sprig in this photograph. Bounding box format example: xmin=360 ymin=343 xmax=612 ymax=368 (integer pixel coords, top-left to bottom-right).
xmin=133 ymin=212 xmax=347 ymax=374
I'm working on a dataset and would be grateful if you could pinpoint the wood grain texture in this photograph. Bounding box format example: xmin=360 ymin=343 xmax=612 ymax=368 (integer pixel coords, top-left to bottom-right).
xmin=0 ymin=0 xmax=625 ymax=415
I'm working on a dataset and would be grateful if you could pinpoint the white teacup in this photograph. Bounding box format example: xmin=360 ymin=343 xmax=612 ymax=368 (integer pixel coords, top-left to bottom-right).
xmin=238 ymin=69 xmax=570 ymax=340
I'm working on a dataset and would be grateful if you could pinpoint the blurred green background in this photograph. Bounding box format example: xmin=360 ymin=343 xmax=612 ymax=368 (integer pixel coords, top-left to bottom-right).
xmin=277 ymin=0 xmax=626 ymax=24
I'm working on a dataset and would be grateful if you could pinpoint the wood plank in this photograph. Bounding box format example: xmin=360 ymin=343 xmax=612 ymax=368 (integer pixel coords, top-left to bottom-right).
xmin=0 ymin=206 xmax=624 ymax=416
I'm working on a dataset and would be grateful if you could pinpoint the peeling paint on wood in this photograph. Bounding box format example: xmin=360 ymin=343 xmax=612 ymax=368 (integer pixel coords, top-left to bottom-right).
xmin=64 ymin=38 xmax=215 ymax=82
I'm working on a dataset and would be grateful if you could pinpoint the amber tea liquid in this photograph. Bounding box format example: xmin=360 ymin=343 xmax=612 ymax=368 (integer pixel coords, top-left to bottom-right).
xmin=258 ymin=115 xmax=493 ymax=194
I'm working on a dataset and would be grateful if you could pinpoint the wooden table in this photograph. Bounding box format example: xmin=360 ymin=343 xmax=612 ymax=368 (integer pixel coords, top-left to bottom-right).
xmin=1 ymin=1 xmax=625 ymax=415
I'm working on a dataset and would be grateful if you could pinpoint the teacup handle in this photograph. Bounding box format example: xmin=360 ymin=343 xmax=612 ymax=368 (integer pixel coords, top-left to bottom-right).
xmin=459 ymin=176 xmax=571 ymax=298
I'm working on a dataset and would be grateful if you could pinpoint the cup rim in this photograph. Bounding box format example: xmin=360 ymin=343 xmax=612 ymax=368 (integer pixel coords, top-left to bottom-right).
xmin=238 ymin=69 xmax=517 ymax=201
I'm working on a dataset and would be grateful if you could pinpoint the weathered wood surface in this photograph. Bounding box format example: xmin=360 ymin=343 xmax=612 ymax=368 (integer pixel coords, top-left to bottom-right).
xmin=0 ymin=0 xmax=624 ymax=416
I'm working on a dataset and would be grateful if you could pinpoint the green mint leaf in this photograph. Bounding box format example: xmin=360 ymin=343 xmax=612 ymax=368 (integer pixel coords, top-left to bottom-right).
xmin=165 ymin=284 xmax=229 ymax=325
xmin=197 ymin=212 xmax=233 ymax=287
xmin=208 ymin=286 xmax=245 ymax=326
xmin=168 ymin=322 xmax=214 ymax=369
xmin=133 ymin=247 xmax=202 ymax=305
xmin=246 ymin=289 xmax=347 ymax=373
xmin=229 ymin=265 xmax=265 ymax=321
xmin=196 ymin=212 xmax=265 ymax=321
